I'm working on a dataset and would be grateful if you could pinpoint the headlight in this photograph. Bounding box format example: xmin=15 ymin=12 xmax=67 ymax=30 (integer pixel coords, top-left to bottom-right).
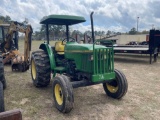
xmin=89 ymin=54 xmax=107 ymax=61
xmin=89 ymin=55 xmax=93 ymax=61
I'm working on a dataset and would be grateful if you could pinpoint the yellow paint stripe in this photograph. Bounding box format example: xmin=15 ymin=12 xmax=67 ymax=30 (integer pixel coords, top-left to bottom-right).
xmin=65 ymin=50 xmax=92 ymax=53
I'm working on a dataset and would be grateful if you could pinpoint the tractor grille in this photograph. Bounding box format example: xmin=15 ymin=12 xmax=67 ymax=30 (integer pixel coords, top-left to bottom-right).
xmin=93 ymin=48 xmax=114 ymax=74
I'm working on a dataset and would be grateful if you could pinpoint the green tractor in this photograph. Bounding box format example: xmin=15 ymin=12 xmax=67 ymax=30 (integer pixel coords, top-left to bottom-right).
xmin=31 ymin=12 xmax=128 ymax=113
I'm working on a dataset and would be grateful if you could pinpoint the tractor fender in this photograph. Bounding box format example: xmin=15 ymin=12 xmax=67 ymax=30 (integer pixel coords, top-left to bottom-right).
xmin=39 ymin=43 xmax=55 ymax=71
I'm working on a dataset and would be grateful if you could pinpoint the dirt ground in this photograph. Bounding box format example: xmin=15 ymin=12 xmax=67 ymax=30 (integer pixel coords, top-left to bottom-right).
xmin=3 ymin=41 xmax=160 ymax=120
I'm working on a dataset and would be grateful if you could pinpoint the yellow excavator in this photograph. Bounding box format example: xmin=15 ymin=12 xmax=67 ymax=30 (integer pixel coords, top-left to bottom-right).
xmin=0 ymin=21 xmax=32 ymax=119
xmin=0 ymin=21 xmax=33 ymax=72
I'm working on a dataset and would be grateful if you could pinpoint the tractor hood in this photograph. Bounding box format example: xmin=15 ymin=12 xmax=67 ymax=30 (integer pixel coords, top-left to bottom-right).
xmin=65 ymin=42 xmax=106 ymax=52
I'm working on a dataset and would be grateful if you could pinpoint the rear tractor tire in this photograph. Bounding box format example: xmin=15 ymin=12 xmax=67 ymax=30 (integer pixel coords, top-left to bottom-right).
xmin=0 ymin=55 xmax=6 ymax=89
xmin=52 ymin=75 xmax=74 ymax=113
xmin=103 ymin=69 xmax=128 ymax=99
xmin=31 ymin=51 xmax=51 ymax=87
xmin=0 ymin=81 xmax=5 ymax=112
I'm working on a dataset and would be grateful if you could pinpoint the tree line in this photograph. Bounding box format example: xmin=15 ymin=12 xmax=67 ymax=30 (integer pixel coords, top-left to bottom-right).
xmin=0 ymin=15 xmax=11 ymax=24
xmin=33 ymin=25 xmax=122 ymax=40
xmin=0 ymin=15 xmax=149 ymax=40
xmin=128 ymin=27 xmax=149 ymax=35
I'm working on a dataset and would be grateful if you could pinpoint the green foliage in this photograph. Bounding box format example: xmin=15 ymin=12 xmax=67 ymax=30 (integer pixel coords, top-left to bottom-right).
xmin=0 ymin=15 xmax=11 ymax=24
xmin=127 ymin=27 xmax=149 ymax=35
xmin=141 ymin=30 xmax=149 ymax=34
xmin=129 ymin=27 xmax=137 ymax=35
xmin=71 ymin=30 xmax=83 ymax=38
xmin=33 ymin=24 xmax=66 ymax=40
xmin=106 ymin=30 xmax=112 ymax=36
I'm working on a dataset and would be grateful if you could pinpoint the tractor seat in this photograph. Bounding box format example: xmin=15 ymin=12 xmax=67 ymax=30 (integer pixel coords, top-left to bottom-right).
xmin=55 ymin=41 xmax=65 ymax=55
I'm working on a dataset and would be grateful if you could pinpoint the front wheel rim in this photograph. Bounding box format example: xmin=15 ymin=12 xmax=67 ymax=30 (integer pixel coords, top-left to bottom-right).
xmin=106 ymin=82 xmax=118 ymax=93
xmin=31 ymin=60 xmax=36 ymax=80
xmin=54 ymin=84 xmax=63 ymax=105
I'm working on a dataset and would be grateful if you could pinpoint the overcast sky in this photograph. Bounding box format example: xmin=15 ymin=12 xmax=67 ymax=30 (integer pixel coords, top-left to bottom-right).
xmin=0 ymin=0 xmax=160 ymax=33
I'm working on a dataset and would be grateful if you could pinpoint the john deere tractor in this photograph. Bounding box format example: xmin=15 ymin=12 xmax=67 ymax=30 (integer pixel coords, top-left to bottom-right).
xmin=31 ymin=12 xmax=128 ymax=113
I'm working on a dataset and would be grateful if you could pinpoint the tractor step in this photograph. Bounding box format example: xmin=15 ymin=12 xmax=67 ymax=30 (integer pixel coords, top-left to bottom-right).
xmin=71 ymin=80 xmax=106 ymax=88
xmin=54 ymin=67 xmax=65 ymax=72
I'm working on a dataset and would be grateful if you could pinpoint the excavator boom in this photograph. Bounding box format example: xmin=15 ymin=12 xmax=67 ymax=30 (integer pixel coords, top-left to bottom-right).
xmin=0 ymin=21 xmax=33 ymax=72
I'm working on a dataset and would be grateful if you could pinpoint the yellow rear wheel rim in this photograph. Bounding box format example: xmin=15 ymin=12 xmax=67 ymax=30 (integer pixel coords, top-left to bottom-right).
xmin=55 ymin=84 xmax=63 ymax=105
xmin=106 ymin=83 xmax=118 ymax=93
xmin=31 ymin=60 xmax=36 ymax=80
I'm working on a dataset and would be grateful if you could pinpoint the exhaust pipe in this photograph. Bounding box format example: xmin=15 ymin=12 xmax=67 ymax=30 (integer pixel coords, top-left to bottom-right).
xmin=90 ymin=12 xmax=95 ymax=44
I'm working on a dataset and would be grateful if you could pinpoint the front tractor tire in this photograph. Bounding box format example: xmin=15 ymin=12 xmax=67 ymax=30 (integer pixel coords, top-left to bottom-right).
xmin=31 ymin=51 xmax=51 ymax=87
xmin=52 ymin=75 xmax=74 ymax=113
xmin=103 ymin=69 xmax=128 ymax=99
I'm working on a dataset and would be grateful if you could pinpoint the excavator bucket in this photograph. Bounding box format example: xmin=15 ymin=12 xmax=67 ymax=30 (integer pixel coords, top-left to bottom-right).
xmin=11 ymin=54 xmax=28 ymax=72
xmin=0 ymin=109 xmax=22 ymax=120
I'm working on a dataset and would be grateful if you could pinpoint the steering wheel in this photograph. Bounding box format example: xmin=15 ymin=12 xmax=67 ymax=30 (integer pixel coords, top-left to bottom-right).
xmin=62 ymin=37 xmax=76 ymax=44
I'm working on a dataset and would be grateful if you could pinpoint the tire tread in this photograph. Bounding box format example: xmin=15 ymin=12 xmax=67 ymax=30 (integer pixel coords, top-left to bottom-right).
xmin=31 ymin=51 xmax=51 ymax=87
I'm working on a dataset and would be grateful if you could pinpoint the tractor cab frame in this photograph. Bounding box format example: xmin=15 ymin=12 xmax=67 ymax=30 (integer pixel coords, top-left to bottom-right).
xmin=40 ymin=14 xmax=86 ymax=44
